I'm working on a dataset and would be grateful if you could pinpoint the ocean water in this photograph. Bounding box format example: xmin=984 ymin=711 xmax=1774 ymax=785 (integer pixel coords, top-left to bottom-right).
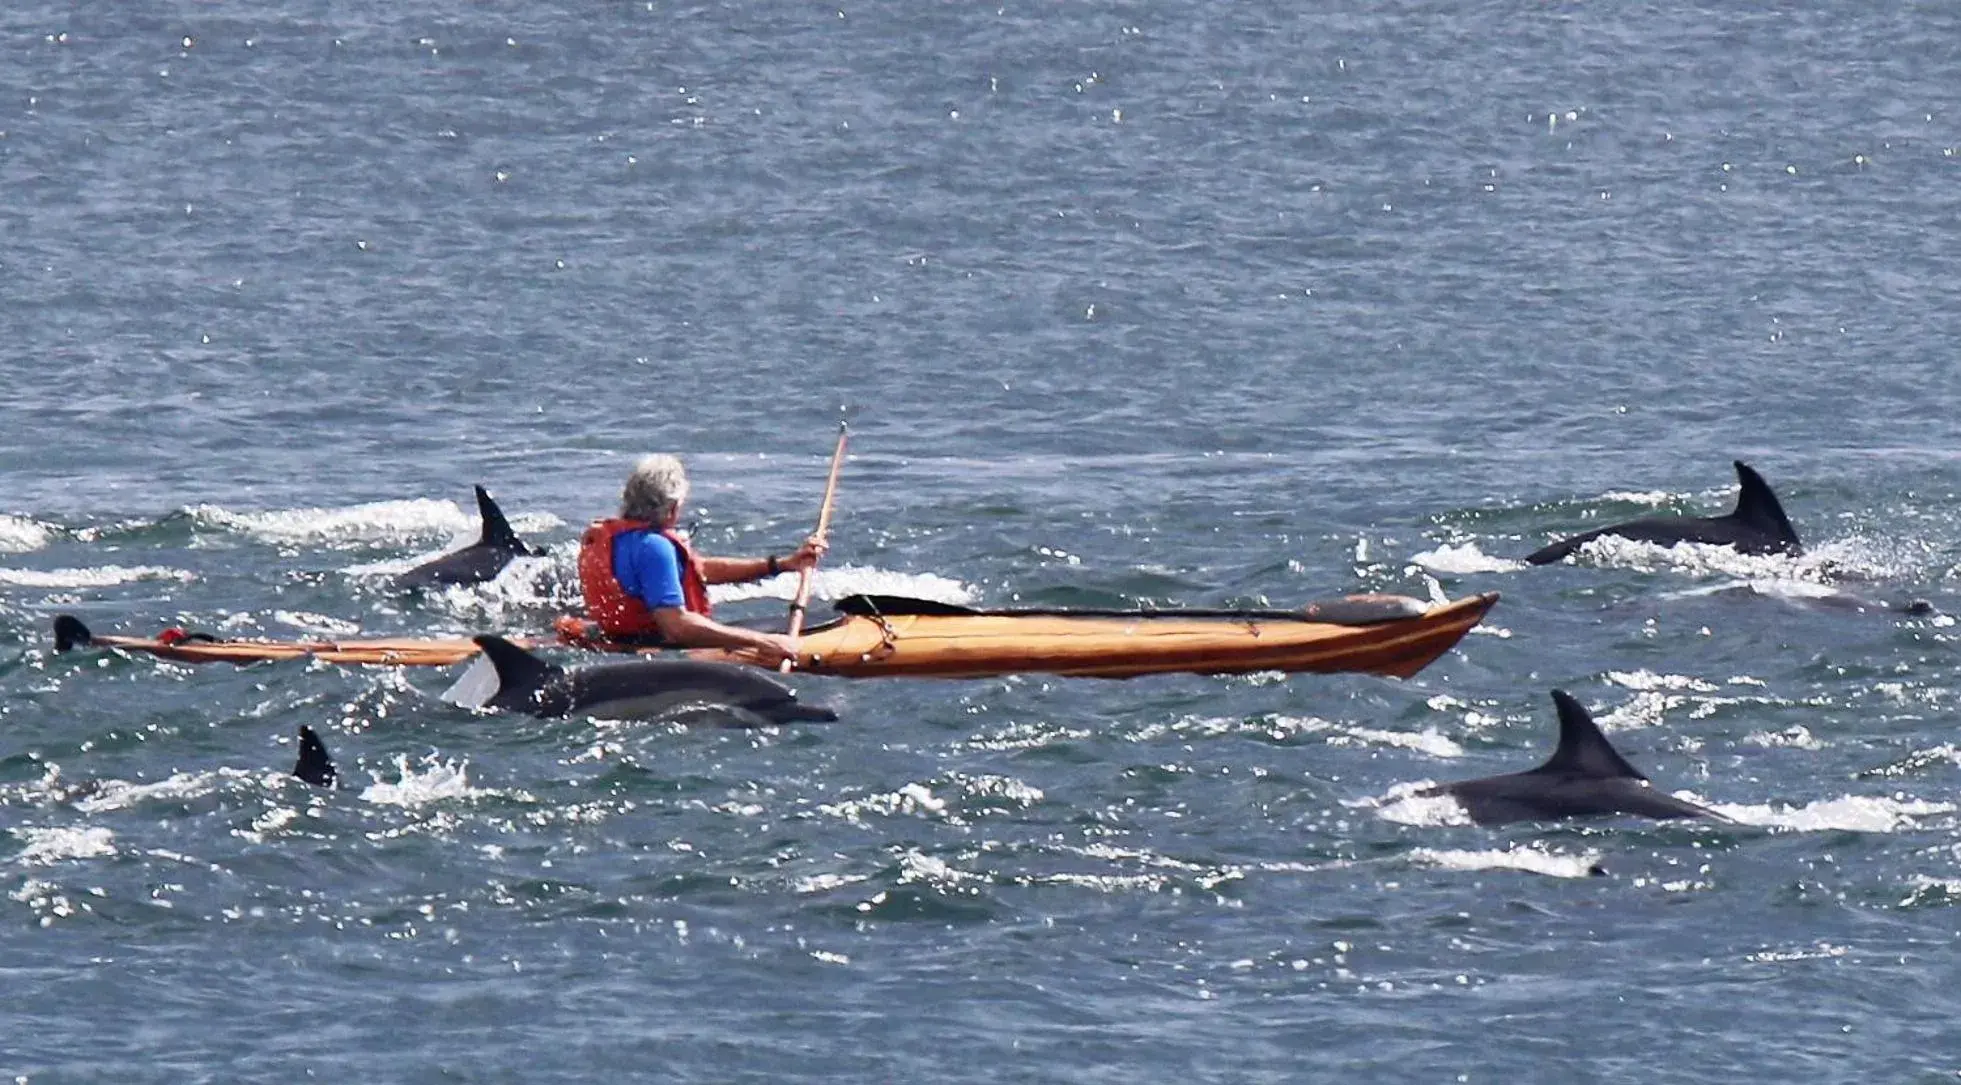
xmin=4 ymin=1 xmax=1961 ymax=1080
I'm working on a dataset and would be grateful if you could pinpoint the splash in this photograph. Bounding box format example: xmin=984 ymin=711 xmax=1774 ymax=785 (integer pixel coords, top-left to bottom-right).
xmin=709 ymin=563 xmax=975 ymax=606
xmin=1697 ymin=793 xmax=1953 ymax=832
xmin=191 ymin=499 xmax=559 ymax=547
xmin=0 ymin=513 xmax=55 ymax=554
xmin=1743 ymin=726 xmax=1824 ymax=751
xmin=361 ymin=754 xmax=480 ymax=807
xmin=1371 ymin=780 xmax=1473 ymax=826
xmin=272 ymin=610 xmax=364 ymax=636
xmin=1407 ymin=844 xmax=1604 ymax=879
xmin=1137 ymin=713 xmax=1462 ymax=757
xmin=12 ymin=825 xmax=117 ymax=864
xmin=1743 ymin=942 xmax=1849 ymax=964
xmin=1411 ymin=542 xmax=1526 ymax=575
xmin=1329 ymin=726 xmax=1464 ymax=759
xmin=819 ymin=782 xmax=950 ymax=824
xmin=0 ymin=565 xmax=195 ymax=588
xmin=74 ymin=770 xmax=232 ymax=814
xmin=1563 ymin=534 xmax=1909 ymax=583
xmin=1608 ymin=670 xmax=1719 ymax=693
xmin=420 ymin=553 xmax=581 ymax=621
xmin=1597 ymin=490 xmax=1677 ymax=505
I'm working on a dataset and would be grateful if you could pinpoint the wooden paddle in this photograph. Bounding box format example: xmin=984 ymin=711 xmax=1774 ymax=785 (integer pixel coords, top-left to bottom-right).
xmin=781 ymin=422 xmax=848 ymax=671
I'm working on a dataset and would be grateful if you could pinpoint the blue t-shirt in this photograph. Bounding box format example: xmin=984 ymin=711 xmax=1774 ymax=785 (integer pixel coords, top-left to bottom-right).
xmin=612 ymin=529 xmax=687 ymax=611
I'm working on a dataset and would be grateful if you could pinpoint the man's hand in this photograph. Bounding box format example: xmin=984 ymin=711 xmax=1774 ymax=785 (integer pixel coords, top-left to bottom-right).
xmin=778 ymin=534 xmax=828 ymax=573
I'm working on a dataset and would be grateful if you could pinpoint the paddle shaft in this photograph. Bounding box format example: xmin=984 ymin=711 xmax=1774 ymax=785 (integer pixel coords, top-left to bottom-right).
xmin=781 ymin=424 xmax=848 ymax=671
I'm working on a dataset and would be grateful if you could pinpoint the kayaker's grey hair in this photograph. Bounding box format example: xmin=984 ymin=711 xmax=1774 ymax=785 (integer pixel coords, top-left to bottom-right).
xmin=621 ymin=454 xmax=690 ymax=523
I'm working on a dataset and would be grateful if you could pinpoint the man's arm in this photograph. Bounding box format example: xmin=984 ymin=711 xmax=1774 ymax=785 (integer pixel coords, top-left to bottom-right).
xmin=698 ymin=535 xmax=829 ymax=585
xmin=650 ymin=607 xmax=796 ymax=666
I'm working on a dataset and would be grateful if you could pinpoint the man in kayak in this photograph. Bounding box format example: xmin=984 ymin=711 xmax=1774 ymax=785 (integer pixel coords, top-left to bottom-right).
xmin=578 ymin=454 xmax=825 ymax=668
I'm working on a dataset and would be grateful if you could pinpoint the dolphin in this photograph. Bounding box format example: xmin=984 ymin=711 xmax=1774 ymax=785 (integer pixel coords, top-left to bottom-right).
xmin=293 ymin=726 xmax=337 ymax=787
xmin=1420 ymin=690 xmax=1728 ymax=826
xmin=1526 ymin=461 xmax=1801 ymax=565
xmin=392 ymin=485 xmax=541 ymax=590
xmin=443 ymin=635 xmax=839 ymax=725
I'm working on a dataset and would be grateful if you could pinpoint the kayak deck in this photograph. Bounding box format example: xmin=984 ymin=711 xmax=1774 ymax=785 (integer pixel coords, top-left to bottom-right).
xmin=645 ymin=592 xmax=1496 ymax=679
xmin=50 ymin=591 xmax=1498 ymax=679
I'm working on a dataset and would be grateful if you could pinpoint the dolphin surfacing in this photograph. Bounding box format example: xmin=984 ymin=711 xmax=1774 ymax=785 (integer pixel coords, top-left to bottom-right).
xmin=1421 ymin=690 xmax=1727 ymax=826
xmin=1526 ymin=461 xmax=1801 ymax=565
xmin=444 ymin=635 xmax=839 ymax=726
xmin=294 ymin=726 xmax=338 ymax=787
xmin=393 ymin=486 xmax=541 ymax=590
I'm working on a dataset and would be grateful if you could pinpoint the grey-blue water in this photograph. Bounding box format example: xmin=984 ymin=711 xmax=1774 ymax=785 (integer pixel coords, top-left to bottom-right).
xmin=5 ymin=2 xmax=1961 ymax=1080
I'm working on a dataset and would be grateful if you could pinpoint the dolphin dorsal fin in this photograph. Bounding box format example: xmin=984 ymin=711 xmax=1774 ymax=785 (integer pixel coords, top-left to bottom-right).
xmin=1534 ymin=690 xmax=1648 ymax=781
xmin=473 ymin=485 xmax=529 ymax=552
xmin=1728 ymin=461 xmax=1801 ymax=549
xmin=471 ymin=634 xmax=563 ymax=700
xmin=294 ymin=726 xmax=337 ymax=787
xmin=53 ymin=614 xmax=93 ymax=652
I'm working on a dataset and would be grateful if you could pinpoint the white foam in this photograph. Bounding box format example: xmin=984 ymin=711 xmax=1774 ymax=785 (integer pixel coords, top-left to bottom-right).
xmin=0 ymin=514 xmax=55 ymax=554
xmin=191 ymin=499 xmax=558 ymax=547
xmin=12 ymin=825 xmax=116 ymax=864
xmin=1597 ymin=490 xmax=1677 ymax=506
xmin=1608 ymin=670 xmax=1719 ymax=693
xmin=954 ymin=773 xmax=1045 ymax=807
xmin=238 ymin=806 xmax=300 ymax=844
xmin=1411 ymin=542 xmax=1525 ymax=575
xmin=1562 ymin=534 xmax=1905 ymax=583
xmin=74 ymin=771 xmax=229 ymax=814
xmin=272 ymin=610 xmax=364 ymax=636
xmin=1150 ymin=714 xmax=1462 ymax=757
xmin=1743 ymin=726 xmax=1824 ymax=751
xmin=0 ymin=565 xmax=195 ymax=588
xmin=819 ymin=782 xmax=951 ymax=824
xmin=709 ymin=563 xmax=975 ymax=606
xmin=1371 ymin=780 xmax=1474 ymax=826
xmin=420 ymin=553 xmax=582 ymax=620
xmin=793 ymin=871 xmax=870 ymax=894
xmin=1587 ymin=690 xmax=1686 ymax=732
xmin=11 ymin=878 xmax=87 ymax=923
xmin=1699 ymin=793 xmax=1953 ymax=833
xmin=1408 ymin=844 xmax=1604 ymax=879
xmin=361 ymin=754 xmax=480 ymax=807
xmin=1744 ymin=942 xmax=1849 ymax=964
xmin=1331 ymin=726 xmax=1464 ymax=759
xmin=1899 ymin=876 xmax=1961 ymax=907
xmin=894 ymin=848 xmax=984 ymax=888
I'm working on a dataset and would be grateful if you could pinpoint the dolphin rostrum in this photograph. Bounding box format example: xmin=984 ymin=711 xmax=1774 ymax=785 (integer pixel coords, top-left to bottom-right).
xmin=1421 ymin=690 xmax=1728 ymax=826
xmin=392 ymin=486 xmax=541 ymax=590
xmin=443 ymin=635 xmax=839 ymax=725
xmin=294 ymin=726 xmax=337 ymax=787
xmin=1526 ymin=461 xmax=1801 ymax=565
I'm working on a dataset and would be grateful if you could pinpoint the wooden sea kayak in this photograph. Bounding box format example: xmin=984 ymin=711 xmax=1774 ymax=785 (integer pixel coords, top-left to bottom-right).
xmin=49 ymin=615 xmax=532 ymax=667
xmin=51 ymin=591 xmax=1498 ymax=679
xmin=572 ymin=591 xmax=1502 ymax=680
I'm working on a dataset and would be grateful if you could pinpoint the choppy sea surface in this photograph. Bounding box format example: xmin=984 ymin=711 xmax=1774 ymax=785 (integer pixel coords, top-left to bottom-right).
xmin=5 ymin=2 xmax=1961 ymax=1080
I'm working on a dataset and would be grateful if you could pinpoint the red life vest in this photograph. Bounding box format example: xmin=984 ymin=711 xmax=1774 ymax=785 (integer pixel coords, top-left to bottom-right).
xmin=577 ymin=519 xmax=712 ymax=636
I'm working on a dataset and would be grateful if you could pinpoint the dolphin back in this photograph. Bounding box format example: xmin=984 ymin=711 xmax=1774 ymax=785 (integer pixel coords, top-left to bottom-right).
xmin=1427 ymin=690 xmax=1727 ymax=826
xmin=566 ymin=659 xmax=840 ymax=724
xmin=1527 ymin=461 xmax=1803 ymax=564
